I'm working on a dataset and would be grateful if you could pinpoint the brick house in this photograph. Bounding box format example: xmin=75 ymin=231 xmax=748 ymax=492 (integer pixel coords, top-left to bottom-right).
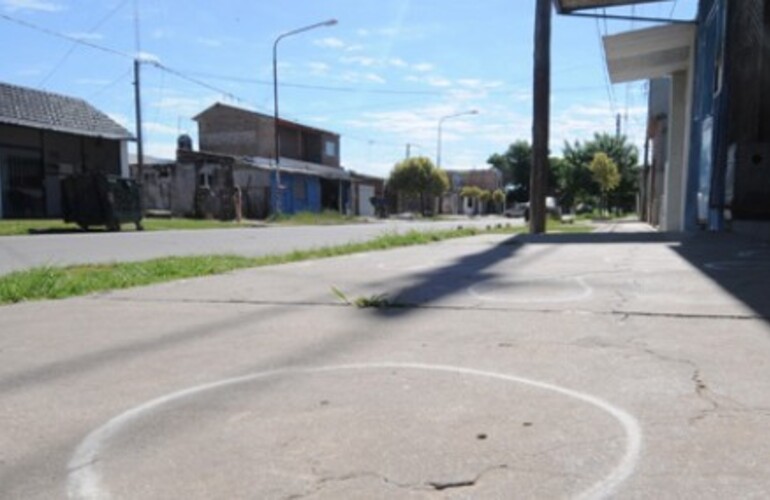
xmin=0 ymin=82 xmax=132 ymax=219
xmin=442 ymin=167 xmax=503 ymax=215
xmin=192 ymin=103 xmax=351 ymax=215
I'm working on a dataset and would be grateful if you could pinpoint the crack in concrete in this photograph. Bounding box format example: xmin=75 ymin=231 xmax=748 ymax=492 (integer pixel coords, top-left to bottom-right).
xmin=628 ymin=340 xmax=726 ymax=424
xmin=283 ymin=464 xmax=511 ymax=498
xmin=92 ymin=295 xmax=766 ymax=321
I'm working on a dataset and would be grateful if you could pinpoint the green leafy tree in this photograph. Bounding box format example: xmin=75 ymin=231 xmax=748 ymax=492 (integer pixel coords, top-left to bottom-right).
xmin=492 ymin=189 xmax=506 ymax=213
xmin=559 ymin=133 xmax=639 ymax=213
xmin=589 ymin=152 xmax=621 ymax=215
xmin=387 ymin=156 xmax=449 ymax=216
xmin=488 ymin=140 xmax=559 ymax=203
xmin=487 ymin=140 xmax=531 ymax=202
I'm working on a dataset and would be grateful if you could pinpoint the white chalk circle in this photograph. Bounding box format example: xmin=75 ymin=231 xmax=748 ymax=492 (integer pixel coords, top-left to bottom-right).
xmin=67 ymin=363 xmax=641 ymax=500
xmin=469 ymin=276 xmax=593 ymax=303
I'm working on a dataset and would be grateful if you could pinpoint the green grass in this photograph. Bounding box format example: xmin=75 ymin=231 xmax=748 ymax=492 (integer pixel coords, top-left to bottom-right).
xmin=0 ymin=218 xmax=255 ymax=236
xmin=0 ymin=223 xmax=591 ymax=304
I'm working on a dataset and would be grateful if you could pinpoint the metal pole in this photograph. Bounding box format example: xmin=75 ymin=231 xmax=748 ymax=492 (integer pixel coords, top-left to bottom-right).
xmin=133 ymin=58 xmax=144 ymax=183
xmin=530 ymin=0 xmax=551 ymax=234
xmin=271 ymin=19 xmax=337 ymax=216
xmin=436 ymin=110 xmax=478 ymax=169
xmin=272 ymin=38 xmax=281 ymax=215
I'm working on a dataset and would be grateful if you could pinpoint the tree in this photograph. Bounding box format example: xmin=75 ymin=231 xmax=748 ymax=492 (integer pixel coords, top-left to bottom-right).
xmin=387 ymin=156 xmax=449 ymax=216
xmin=487 ymin=140 xmax=559 ymax=204
xmin=589 ymin=152 xmax=620 ymax=216
xmin=492 ymin=189 xmax=506 ymax=213
xmin=559 ymin=133 xmax=639 ymax=213
xmin=487 ymin=140 xmax=531 ymax=202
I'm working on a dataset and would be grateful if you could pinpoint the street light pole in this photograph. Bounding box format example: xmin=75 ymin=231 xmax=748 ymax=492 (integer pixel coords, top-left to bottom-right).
xmin=436 ymin=110 xmax=478 ymax=168
xmin=272 ymin=18 xmax=337 ymax=215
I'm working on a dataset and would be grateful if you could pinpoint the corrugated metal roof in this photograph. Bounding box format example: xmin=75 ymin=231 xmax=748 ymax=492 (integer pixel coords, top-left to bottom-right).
xmin=246 ymin=156 xmax=351 ymax=180
xmin=0 ymin=81 xmax=133 ymax=140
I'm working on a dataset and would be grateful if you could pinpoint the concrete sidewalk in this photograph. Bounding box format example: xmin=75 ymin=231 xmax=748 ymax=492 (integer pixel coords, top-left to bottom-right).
xmin=2 ymin=222 xmax=770 ymax=499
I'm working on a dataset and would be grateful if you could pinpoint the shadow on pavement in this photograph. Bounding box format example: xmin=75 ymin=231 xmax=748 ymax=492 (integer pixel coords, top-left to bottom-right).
xmin=376 ymin=230 xmax=770 ymax=321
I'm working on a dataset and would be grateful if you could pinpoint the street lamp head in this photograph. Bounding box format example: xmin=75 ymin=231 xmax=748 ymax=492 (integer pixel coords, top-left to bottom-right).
xmin=324 ymin=19 xmax=338 ymax=26
xmin=469 ymin=109 xmax=479 ymax=115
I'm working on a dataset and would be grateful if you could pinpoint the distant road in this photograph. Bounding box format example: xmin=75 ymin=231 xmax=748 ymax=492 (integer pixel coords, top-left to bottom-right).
xmin=0 ymin=217 xmax=522 ymax=275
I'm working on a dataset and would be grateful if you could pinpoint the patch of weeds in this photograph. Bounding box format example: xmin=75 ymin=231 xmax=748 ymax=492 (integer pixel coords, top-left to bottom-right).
xmin=353 ymin=293 xmax=390 ymax=308
xmin=331 ymin=286 xmax=390 ymax=308
xmin=330 ymin=286 xmax=351 ymax=305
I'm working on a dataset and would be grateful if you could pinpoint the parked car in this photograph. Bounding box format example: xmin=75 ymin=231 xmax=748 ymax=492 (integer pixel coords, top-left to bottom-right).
xmin=504 ymin=202 xmax=528 ymax=218
xmin=507 ymin=197 xmax=562 ymax=221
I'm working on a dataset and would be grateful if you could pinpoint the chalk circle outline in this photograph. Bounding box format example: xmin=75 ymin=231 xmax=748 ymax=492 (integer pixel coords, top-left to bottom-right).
xmin=67 ymin=362 xmax=642 ymax=500
xmin=468 ymin=276 xmax=594 ymax=304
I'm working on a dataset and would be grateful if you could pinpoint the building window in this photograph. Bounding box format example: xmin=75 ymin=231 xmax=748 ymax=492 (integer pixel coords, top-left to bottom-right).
xmin=324 ymin=140 xmax=337 ymax=158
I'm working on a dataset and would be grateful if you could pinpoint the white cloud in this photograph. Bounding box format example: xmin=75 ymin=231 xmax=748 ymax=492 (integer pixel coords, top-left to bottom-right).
xmin=107 ymin=112 xmax=131 ymax=129
xmin=412 ymin=62 xmax=434 ymax=73
xmin=549 ymin=103 xmax=648 ymax=155
xmin=150 ymin=95 xmax=218 ymax=117
xmin=307 ymin=62 xmax=330 ymax=75
xmin=2 ymin=0 xmax=63 ymax=12
xmin=135 ymin=51 xmax=161 ymax=64
xmin=363 ymin=73 xmax=386 ymax=84
xmin=314 ymin=37 xmax=345 ymax=49
xmin=405 ymin=75 xmax=452 ymax=88
xmin=388 ymin=58 xmax=408 ymax=68
xmin=340 ymin=71 xmax=386 ymax=85
xmin=143 ymin=122 xmax=179 ymax=135
xmin=142 ymin=141 xmax=179 ymax=161
xmin=340 ymin=55 xmax=377 ymax=67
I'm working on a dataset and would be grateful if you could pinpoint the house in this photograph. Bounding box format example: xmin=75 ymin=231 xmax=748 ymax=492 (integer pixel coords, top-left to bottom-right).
xmin=442 ymin=168 xmax=503 ymax=215
xmin=349 ymin=171 xmax=385 ymax=217
xmin=0 ymin=82 xmax=133 ymax=219
xmin=132 ymin=140 xmax=273 ymax=220
xmin=192 ymin=103 xmax=351 ymax=216
xmin=598 ymin=0 xmax=770 ymax=237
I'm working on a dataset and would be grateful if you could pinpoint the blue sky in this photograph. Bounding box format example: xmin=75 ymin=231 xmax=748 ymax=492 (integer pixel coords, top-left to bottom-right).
xmin=1 ymin=0 xmax=697 ymax=178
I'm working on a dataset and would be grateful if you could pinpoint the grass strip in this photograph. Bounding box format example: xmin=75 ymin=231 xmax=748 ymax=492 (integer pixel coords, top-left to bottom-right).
xmin=0 ymin=223 xmax=589 ymax=304
xmin=0 ymin=218 xmax=256 ymax=236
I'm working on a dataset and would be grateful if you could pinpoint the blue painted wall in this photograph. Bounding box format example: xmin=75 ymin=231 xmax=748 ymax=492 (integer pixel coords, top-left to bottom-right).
xmin=685 ymin=0 xmax=728 ymax=231
xmin=271 ymin=172 xmax=322 ymax=214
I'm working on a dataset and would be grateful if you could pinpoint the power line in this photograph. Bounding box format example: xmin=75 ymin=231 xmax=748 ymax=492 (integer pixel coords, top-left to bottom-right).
xmin=38 ymin=0 xmax=131 ymax=88
xmin=0 ymin=12 xmax=256 ymax=108
xmin=87 ymin=66 xmax=133 ymax=100
xmin=0 ymin=12 xmax=132 ymax=59
xmin=669 ymin=0 xmax=680 ymax=19
xmin=595 ymin=17 xmax=617 ymax=118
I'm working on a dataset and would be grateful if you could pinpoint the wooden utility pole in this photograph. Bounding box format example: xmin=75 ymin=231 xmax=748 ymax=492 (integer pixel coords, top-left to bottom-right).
xmin=530 ymin=0 xmax=551 ymax=234
xmin=133 ymin=58 xmax=144 ymax=182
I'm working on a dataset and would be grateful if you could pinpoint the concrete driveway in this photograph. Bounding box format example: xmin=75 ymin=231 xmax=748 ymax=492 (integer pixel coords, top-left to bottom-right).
xmin=2 ymin=222 xmax=770 ymax=499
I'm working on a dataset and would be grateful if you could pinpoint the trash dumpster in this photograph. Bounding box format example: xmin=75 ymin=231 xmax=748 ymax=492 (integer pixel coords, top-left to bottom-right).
xmin=61 ymin=173 xmax=143 ymax=231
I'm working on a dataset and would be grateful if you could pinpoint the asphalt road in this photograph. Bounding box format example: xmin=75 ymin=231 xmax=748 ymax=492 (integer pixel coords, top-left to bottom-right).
xmin=2 ymin=222 xmax=770 ymax=499
xmin=0 ymin=217 xmax=521 ymax=275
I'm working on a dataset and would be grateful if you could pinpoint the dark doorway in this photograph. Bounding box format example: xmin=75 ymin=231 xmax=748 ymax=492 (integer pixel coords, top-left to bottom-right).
xmin=320 ymin=178 xmax=339 ymax=212
xmin=0 ymin=147 xmax=45 ymax=218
